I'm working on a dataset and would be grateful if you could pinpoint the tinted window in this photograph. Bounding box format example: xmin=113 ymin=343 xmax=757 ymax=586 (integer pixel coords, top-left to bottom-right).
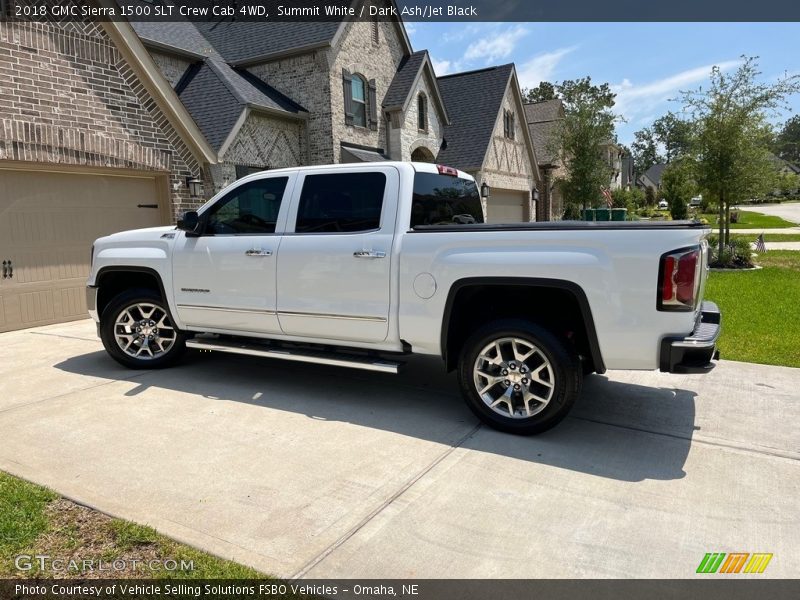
xmin=411 ymin=173 xmax=484 ymax=227
xmin=295 ymin=172 xmax=385 ymax=233
xmin=205 ymin=177 xmax=288 ymax=235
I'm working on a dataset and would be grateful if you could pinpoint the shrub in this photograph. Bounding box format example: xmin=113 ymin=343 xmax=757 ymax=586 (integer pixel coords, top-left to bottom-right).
xmin=708 ymin=235 xmax=755 ymax=268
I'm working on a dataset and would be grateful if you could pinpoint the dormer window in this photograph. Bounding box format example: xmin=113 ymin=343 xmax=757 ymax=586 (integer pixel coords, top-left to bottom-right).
xmin=418 ymin=93 xmax=428 ymax=132
xmin=503 ymin=110 xmax=515 ymax=140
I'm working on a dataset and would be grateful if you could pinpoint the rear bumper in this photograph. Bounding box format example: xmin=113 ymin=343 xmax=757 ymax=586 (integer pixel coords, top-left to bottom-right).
xmin=660 ymin=301 xmax=721 ymax=374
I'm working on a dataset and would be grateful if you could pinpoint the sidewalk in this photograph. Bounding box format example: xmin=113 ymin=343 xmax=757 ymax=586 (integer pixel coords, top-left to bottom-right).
xmin=713 ymin=227 xmax=800 ymax=234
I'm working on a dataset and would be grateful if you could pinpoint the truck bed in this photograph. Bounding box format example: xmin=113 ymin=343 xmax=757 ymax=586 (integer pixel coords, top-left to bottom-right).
xmin=411 ymin=220 xmax=708 ymax=232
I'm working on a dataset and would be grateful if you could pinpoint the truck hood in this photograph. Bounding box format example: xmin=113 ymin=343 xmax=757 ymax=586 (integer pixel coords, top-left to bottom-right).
xmin=96 ymin=225 xmax=177 ymax=245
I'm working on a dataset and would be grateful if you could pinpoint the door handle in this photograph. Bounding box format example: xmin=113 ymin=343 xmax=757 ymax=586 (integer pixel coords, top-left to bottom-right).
xmin=353 ymin=250 xmax=386 ymax=259
xmin=1 ymin=260 xmax=12 ymax=279
xmin=245 ymin=249 xmax=272 ymax=257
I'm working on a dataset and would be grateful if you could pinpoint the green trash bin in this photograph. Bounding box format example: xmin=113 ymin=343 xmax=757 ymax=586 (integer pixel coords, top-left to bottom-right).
xmin=583 ymin=208 xmax=595 ymax=221
xmin=611 ymin=208 xmax=627 ymax=221
xmin=595 ymin=208 xmax=610 ymax=221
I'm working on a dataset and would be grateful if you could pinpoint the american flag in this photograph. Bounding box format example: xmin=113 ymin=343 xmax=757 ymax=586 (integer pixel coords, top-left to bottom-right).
xmin=601 ymin=187 xmax=614 ymax=208
xmin=755 ymin=233 xmax=767 ymax=253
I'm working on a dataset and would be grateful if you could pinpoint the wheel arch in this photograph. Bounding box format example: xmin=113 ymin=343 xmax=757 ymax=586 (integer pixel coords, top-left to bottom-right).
xmin=95 ymin=266 xmax=178 ymax=327
xmin=440 ymin=277 xmax=605 ymax=374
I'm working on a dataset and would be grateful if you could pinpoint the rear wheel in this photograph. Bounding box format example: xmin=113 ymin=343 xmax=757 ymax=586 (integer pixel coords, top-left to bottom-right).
xmin=100 ymin=289 xmax=186 ymax=369
xmin=457 ymin=319 xmax=581 ymax=435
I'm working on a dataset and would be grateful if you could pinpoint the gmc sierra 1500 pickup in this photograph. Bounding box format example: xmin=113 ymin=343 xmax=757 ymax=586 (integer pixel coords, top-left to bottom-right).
xmin=87 ymin=162 xmax=720 ymax=434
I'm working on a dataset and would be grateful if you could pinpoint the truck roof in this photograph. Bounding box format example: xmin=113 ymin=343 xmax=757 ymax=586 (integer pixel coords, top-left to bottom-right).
xmin=235 ymin=161 xmax=474 ymax=182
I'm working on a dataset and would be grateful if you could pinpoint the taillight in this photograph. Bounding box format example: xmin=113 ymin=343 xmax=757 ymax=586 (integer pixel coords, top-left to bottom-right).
xmin=437 ymin=164 xmax=458 ymax=177
xmin=658 ymin=246 xmax=701 ymax=311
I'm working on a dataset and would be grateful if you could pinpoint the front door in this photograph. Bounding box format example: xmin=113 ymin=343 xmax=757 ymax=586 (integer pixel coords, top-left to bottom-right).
xmin=276 ymin=167 xmax=398 ymax=343
xmin=172 ymin=174 xmax=295 ymax=334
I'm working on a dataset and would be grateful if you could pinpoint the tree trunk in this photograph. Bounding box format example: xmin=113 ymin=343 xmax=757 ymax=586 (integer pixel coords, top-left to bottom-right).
xmin=718 ymin=190 xmax=725 ymax=260
xmin=724 ymin=201 xmax=731 ymax=246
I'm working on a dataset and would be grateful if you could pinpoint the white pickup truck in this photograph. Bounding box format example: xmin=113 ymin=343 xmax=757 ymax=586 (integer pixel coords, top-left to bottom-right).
xmin=87 ymin=162 xmax=720 ymax=434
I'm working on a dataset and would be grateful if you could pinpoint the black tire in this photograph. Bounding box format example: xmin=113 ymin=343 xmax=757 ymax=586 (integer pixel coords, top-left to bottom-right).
xmin=457 ymin=319 xmax=581 ymax=435
xmin=100 ymin=288 xmax=186 ymax=369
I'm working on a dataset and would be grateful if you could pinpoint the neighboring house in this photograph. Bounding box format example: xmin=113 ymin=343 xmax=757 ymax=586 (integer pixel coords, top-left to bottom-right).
xmin=524 ymin=98 xmax=566 ymax=220
xmin=620 ymin=155 xmax=636 ymax=190
xmin=0 ymin=0 xmax=537 ymax=333
xmin=603 ymin=141 xmax=626 ymax=190
xmin=437 ymin=65 xmax=540 ymax=223
xmin=639 ymin=163 xmax=667 ymax=196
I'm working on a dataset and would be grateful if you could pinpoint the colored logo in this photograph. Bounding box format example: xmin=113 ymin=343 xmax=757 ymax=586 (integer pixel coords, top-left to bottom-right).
xmin=697 ymin=552 xmax=773 ymax=574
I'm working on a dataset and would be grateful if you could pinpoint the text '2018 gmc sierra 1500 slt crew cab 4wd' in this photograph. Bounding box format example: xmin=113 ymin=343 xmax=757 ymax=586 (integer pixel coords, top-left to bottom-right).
xmin=87 ymin=162 xmax=720 ymax=435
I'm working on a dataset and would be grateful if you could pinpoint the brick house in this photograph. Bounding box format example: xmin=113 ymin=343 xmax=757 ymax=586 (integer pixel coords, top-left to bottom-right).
xmin=0 ymin=0 xmax=538 ymax=332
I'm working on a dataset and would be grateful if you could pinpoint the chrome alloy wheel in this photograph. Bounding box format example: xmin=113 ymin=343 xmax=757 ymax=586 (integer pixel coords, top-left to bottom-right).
xmin=113 ymin=302 xmax=176 ymax=360
xmin=472 ymin=337 xmax=555 ymax=418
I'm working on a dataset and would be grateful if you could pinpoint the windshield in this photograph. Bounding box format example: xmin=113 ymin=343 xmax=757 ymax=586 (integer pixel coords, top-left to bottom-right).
xmin=411 ymin=173 xmax=484 ymax=227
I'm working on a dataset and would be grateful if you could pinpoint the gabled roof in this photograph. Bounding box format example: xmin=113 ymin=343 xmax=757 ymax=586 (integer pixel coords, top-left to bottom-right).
xmin=436 ymin=65 xmax=515 ymax=170
xmin=641 ymin=163 xmax=667 ymax=186
xmin=524 ymin=99 xmax=564 ymax=124
xmin=131 ymin=17 xmax=308 ymax=155
xmin=175 ymin=59 xmax=307 ymax=151
xmin=383 ymin=50 xmax=449 ymax=125
xmin=524 ymin=100 xmax=565 ymax=168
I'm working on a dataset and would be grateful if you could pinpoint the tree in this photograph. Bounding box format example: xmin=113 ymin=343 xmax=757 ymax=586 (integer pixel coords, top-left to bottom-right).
xmin=553 ymin=77 xmax=618 ymax=214
xmin=773 ymin=115 xmax=800 ymax=165
xmin=660 ymin=159 xmax=694 ymax=220
xmin=644 ymin=186 xmax=655 ymax=207
xmin=631 ymin=127 xmax=663 ymax=175
xmin=652 ymin=112 xmax=693 ymax=163
xmin=680 ymin=56 xmax=800 ymax=261
xmin=522 ymin=81 xmax=557 ymax=103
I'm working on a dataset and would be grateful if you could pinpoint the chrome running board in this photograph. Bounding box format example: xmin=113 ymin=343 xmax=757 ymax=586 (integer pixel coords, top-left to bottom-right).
xmin=186 ymin=338 xmax=402 ymax=374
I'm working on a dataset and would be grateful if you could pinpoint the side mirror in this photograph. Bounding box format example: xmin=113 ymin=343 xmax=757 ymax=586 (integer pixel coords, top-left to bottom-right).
xmin=177 ymin=211 xmax=200 ymax=235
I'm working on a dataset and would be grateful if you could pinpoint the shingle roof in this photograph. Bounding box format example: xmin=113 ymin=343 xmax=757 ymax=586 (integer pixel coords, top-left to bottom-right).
xmin=192 ymin=21 xmax=341 ymax=65
xmin=524 ymin=99 xmax=563 ymax=124
xmin=341 ymin=145 xmax=390 ymax=162
xmin=436 ymin=65 xmax=513 ymax=170
xmin=175 ymin=63 xmax=242 ymax=150
xmin=132 ymin=16 xmax=308 ymax=153
xmin=524 ymin=99 xmax=564 ymax=167
xmin=383 ymin=51 xmax=427 ymax=109
xmin=642 ymin=163 xmax=667 ymax=186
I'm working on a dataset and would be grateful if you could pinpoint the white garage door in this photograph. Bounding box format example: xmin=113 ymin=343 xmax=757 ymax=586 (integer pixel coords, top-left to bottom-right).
xmin=0 ymin=167 xmax=166 ymax=333
xmin=487 ymin=189 xmax=528 ymax=223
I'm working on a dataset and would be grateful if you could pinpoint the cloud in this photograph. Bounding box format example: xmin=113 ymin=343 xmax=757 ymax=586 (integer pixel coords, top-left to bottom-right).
xmin=613 ymin=60 xmax=741 ymax=118
xmin=431 ymin=57 xmax=453 ymax=76
xmin=516 ymin=46 xmax=577 ymax=89
xmin=463 ymin=25 xmax=528 ymax=64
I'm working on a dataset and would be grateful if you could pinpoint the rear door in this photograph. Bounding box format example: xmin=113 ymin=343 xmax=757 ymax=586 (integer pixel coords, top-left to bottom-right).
xmin=276 ymin=166 xmax=399 ymax=343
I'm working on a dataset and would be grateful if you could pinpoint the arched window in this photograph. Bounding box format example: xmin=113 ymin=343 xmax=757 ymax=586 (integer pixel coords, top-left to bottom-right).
xmin=351 ymin=75 xmax=367 ymax=127
xmin=418 ymin=93 xmax=428 ymax=131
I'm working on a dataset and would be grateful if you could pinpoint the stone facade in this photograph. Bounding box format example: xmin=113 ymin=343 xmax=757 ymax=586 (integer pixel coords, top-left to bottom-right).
xmin=247 ymin=51 xmax=332 ymax=165
xmin=0 ymin=18 xmax=198 ymax=220
xmin=395 ymin=72 xmax=443 ymax=161
xmin=330 ymin=18 xmax=407 ymax=161
xmin=149 ymin=51 xmax=194 ymax=88
xmin=208 ymin=111 xmax=306 ymax=195
xmin=473 ymin=85 xmax=535 ymax=219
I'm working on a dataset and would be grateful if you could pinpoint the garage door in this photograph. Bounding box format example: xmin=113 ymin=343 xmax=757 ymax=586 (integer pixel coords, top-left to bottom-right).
xmin=486 ymin=189 xmax=528 ymax=223
xmin=0 ymin=168 xmax=166 ymax=333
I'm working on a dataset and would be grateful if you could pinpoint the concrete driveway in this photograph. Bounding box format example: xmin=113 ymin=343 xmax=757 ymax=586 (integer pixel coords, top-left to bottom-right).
xmin=745 ymin=201 xmax=800 ymax=224
xmin=1 ymin=320 xmax=798 ymax=578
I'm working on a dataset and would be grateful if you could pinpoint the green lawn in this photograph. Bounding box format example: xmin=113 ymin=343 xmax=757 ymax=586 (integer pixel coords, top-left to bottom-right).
xmin=732 ymin=233 xmax=800 ymax=243
xmin=700 ymin=209 xmax=798 ymax=229
xmin=705 ymin=251 xmax=800 ymax=368
xmin=0 ymin=472 xmax=266 ymax=579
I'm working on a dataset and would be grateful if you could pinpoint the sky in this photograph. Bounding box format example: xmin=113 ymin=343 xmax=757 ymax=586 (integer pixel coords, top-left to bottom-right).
xmin=406 ymin=22 xmax=800 ymax=145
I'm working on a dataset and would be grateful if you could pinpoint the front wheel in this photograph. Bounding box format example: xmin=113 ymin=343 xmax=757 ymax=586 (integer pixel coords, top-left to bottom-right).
xmin=100 ymin=289 xmax=186 ymax=369
xmin=457 ymin=319 xmax=581 ymax=435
